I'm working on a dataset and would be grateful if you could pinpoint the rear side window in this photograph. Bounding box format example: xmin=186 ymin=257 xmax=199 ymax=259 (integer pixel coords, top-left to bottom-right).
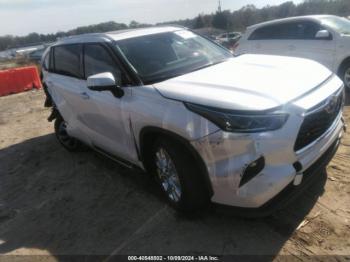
xmin=249 ymin=21 xmax=322 ymax=40
xmin=53 ymin=44 xmax=82 ymax=78
xmin=84 ymin=44 xmax=121 ymax=85
xmin=249 ymin=23 xmax=293 ymax=40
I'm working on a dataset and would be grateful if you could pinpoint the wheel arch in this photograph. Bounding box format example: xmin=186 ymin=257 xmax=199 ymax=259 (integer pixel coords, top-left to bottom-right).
xmin=139 ymin=126 xmax=214 ymax=197
xmin=337 ymin=56 xmax=350 ymax=75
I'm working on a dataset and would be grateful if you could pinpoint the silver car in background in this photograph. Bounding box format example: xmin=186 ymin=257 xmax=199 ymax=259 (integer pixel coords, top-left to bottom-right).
xmin=236 ymin=15 xmax=350 ymax=90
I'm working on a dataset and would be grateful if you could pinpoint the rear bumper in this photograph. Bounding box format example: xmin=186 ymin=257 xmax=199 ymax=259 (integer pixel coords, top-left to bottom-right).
xmin=214 ymin=137 xmax=341 ymax=217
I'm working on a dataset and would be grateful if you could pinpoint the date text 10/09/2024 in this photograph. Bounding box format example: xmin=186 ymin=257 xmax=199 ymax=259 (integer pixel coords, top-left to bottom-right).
xmin=127 ymin=256 xmax=220 ymax=261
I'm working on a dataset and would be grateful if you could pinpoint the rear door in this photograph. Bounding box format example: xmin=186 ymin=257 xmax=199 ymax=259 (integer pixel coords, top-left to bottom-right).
xmin=45 ymin=44 xmax=92 ymax=143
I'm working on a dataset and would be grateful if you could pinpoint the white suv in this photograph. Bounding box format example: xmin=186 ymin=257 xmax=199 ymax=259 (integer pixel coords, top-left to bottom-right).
xmin=236 ymin=15 xmax=350 ymax=89
xmin=41 ymin=26 xmax=345 ymax=215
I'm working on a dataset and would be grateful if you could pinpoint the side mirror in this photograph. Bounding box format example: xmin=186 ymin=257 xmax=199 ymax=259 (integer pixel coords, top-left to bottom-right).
xmin=315 ymin=30 xmax=332 ymax=40
xmin=87 ymin=72 xmax=124 ymax=98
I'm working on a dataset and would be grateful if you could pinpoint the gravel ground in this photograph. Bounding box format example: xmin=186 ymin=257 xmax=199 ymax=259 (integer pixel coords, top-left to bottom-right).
xmin=0 ymin=90 xmax=349 ymax=260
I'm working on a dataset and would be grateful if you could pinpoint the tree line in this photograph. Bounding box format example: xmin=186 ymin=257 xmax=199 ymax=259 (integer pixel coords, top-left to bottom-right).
xmin=162 ymin=0 xmax=350 ymax=31
xmin=0 ymin=21 xmax=150 ymax=51
xmin=0 ymin=0 xmax=349 ymax=51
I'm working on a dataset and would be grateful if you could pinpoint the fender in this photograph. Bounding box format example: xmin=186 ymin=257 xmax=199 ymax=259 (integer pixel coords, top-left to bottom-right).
xmin=139 ymin=126 xmax=214 ymax=196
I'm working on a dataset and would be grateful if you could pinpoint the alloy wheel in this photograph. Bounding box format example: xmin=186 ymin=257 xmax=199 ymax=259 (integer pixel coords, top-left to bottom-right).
xmin=155 ymin=147 xmax=182 ymax=203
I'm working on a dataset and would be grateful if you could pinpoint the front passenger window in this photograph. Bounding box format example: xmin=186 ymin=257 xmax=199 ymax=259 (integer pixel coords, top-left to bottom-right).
xmin=84 ymin=44 xmax=121 ymax=85
xmin=297 ymin=21 xmax=322 ymax=39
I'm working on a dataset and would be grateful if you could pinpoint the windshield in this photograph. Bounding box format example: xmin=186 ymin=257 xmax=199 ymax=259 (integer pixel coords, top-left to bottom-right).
xmin=320 ymin=16 xmax=350 ymax=35
xmin=115 ymin=30 xmax=232 ymax=84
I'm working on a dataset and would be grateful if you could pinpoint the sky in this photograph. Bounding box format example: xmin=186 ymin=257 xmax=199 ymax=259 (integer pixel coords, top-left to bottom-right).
xmin=0 ymin=0 xmax=302 ymax=36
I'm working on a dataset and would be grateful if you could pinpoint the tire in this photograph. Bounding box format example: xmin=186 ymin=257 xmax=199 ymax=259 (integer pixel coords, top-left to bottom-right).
xmin=150 ymin=138 xmax=210 ymax=212
xmin=54 ymin=116 xmax=83 ymax=152
xmin=339 ymin=62 xmax=350 ymax=91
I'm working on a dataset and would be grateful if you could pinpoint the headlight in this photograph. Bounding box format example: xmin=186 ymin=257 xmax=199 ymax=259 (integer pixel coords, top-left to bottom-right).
xmin=185 ymin=103 xmax=289 ymax=133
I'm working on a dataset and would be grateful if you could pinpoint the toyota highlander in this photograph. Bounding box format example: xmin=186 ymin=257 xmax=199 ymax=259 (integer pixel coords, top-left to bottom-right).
xmin=41 ymin=26 xmax=345 ymax=214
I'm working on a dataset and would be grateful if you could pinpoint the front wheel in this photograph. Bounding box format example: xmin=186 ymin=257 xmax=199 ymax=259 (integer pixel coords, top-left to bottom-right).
xmin=151 ymin=138 xmax=210 ymax=212
xmin=54 ymin=116 xmax=82 ymax=152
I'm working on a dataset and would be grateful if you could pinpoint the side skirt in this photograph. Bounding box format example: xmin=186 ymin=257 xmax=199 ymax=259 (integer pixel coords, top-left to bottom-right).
xmin=92 ymin=144 xmax=144 ymax=171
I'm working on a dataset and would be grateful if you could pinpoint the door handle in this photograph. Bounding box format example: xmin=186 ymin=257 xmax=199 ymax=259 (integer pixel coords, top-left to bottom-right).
xmin=80 ymin=92 xmax=90 ymax=100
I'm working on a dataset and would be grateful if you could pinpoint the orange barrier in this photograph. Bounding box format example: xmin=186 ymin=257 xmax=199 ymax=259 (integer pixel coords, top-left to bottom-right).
xmin=0 ymin=66 xmax=42 ymax=97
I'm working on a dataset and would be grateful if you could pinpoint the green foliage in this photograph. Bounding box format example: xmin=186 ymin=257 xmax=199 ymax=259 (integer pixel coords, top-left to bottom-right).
xmin=0 ymin=21 xmax=137 ymax=51
xmin=194 ymin=15 xmax=205 ymax=29
xmin=212 ymin=10 xmax=232 ymax=29
xmin=67 ymin=21 xmax=128 ymax=35
xmin=160 ymin=0 xmax=350 ymax=31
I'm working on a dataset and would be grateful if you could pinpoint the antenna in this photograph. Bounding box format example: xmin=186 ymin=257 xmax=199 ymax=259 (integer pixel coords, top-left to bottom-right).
xmin=218 ymin=0 xmax=222 ymax=12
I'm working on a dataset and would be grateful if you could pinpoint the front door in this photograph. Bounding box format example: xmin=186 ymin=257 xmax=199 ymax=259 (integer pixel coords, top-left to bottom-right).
xmin=81 ymin=43 xmax=138 ymax=162
xmin=248 ymin=23 xmax=292 ymax=57
xmin=287 ymin=20 xmax=336 ymax=70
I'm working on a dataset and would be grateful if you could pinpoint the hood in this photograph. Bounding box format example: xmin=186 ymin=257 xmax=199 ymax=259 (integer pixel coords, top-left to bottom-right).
xmin=153 ymin=54 xmax=332 ymax=111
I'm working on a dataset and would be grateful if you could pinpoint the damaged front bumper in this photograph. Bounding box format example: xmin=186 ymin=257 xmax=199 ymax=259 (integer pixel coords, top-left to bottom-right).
xmin=191 ymin=99 xmax=344 ymax=213
xmin=215 ymin=137 xmax=341 ymax=217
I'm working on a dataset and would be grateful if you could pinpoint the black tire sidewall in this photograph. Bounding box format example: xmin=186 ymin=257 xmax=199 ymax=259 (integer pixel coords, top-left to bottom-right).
xmin=151 ymin=138 xmax=210 ymax=211
xmin=340 ymin=62 xmax=350 ymax=90
xmin=54 ymin=116 xmax=81 ymax=152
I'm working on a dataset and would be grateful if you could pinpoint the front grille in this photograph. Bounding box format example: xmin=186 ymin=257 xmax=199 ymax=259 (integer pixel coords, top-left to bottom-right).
xmin=294 ymin=90 xmax=343 ymax=151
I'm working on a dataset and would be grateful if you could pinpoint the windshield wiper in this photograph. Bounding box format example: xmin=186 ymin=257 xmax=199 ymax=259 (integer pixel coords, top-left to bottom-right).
xmin=188 ymin=59 xmax=229 ymax=74
xmin=145 ymin=59 xmax=229 ymax=84
xmin=145 ymin=72 xmax=186 ymax=84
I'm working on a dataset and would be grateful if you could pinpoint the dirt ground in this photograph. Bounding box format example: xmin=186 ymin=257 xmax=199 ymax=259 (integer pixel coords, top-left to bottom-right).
xmin=0 ymin=90 xmax=349 ymax=261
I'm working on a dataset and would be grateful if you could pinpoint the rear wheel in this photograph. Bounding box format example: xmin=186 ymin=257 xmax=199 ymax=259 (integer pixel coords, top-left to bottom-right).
xmin=54 ymin=116 xmax=82 ymax=152
xmin=151 ymin=138 xmax=210 ymax=212
xmin=344 ymin=67 xmax=350 ymax=90
xmin=339 ymin=62 xmax=350 ymax=90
